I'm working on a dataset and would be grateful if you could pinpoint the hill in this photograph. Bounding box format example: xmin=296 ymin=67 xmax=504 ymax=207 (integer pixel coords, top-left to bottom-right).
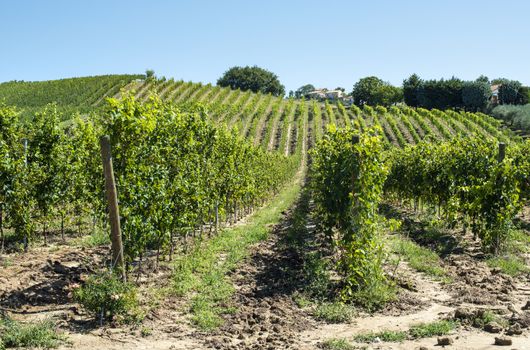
xmin=0 ymin=74 xmax=516 ymax=153
xmin=124 ymin=79 xmax=516 ymax=154
xmin=0 ymin=74 xmax=143 ymax=121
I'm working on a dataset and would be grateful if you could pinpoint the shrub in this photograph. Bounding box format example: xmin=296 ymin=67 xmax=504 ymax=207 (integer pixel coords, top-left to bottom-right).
xmin=0 ymin=318 xmax=64 ymax=349
xmin=73 ymin=271 xmax=141 ymax=324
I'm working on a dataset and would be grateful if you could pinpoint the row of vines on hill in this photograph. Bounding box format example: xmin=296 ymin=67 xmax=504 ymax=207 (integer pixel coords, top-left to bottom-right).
xmin=0 ymin=96 xmax=300 ymax=266
xmin=0 ymin=75 xmax=143 ymax=121
xmin=310 ymin=124 xmax=529 ymax=306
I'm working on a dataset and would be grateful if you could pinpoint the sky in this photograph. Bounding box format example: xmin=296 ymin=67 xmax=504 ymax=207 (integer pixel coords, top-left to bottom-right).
xmin=1 ymin=0 xmax=529 ymax=92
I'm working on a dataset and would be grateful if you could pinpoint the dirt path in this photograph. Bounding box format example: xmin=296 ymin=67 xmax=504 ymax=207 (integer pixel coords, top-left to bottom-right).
xmin=199 ymin=206 xmax=316 ymax=350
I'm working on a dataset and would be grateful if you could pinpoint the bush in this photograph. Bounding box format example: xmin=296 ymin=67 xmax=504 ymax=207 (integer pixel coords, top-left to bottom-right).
xmin=73 ymin=271 xmax=141 ymax=324
xmin=491 ymin=104 xmax=530 ymax=133
xmin=314 ymin=302 xmax=354 ymax=323
xmin=0 ymin=318 xmax=64 ymax=349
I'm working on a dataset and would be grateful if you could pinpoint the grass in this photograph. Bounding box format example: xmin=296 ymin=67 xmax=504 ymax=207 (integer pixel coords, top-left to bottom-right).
xmin=320 ymin=338 xmax=359 ymax=350
xmin=471 ymin=310 xmax=509 ymax=329
xmin=389 ymin=235 xmax=450 ymax=281
xmin=171 ymin=175 xmax=302 ymax=330
xmin=0 ymin=318 xmax=66 ymax=349
xmin=487 ymin=255 xmax=528 ymax=276
xmin=354 ymin=320 xmax=456 ymax=343
xmin=74 ymin=227 xmax=111 ymax=247
xmin=354 ymin=330 xmax=407 ymax=343
xmin=293 ymin=291 xmax=312 ymax=308
xmin=314 ymin=302 xmax=355 ymax=323
xmin=0 ymin=257 xmax=13 ymax=268
xmin=486 ymin=229 xmax=530 ymax=276
xmin=408 ymin=320 xmax=457 ymax=339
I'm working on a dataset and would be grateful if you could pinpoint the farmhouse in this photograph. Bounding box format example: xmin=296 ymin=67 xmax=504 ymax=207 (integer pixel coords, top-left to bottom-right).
xmin=491 ymin=84 xmax=500 ymax=104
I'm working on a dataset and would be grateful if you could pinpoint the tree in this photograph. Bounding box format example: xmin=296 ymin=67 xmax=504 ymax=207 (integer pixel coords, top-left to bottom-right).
xmin=352 ymin=76 xmax=402 ymax=106
xmin=145 ymin=69 xmax=155 ymax=81
xmin=403 ymin=74 xmax=422 ymax=107
xmin=476 ymin=75 xmax=490 ymax=84
xmin=462 ymin=80 xmax=491 ymax=111
xmin=416 ymin=77 xmax=463 ymax=110
xmin=217 ymin=66 xmax=285 ymax=96
xmin=520 ymin=86 xmax=530 ymax=105
xmin=294 ymin=84 xmax=315 ymax=99
xmin=499 ymin=80 xmax=522 ymax=105
xmin=491 ymin=78 xmax=509 ymax=85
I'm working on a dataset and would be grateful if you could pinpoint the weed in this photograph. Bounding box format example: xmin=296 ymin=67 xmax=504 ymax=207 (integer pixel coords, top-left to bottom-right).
xmin=408 ymin=320 xmax=456 ymax=339
xmin=0 ymin=258 xmax=13 ymax=268
xmin=0 ymin=318 xmax=65 ymax=349
xmin=390 ymin=236 xmax=448 ymax=280
xmin=293 ymin=291 xmax=312 ymax=308
xmin=472 ymin=310 xmax=509 ymax=329
xmin=320 ymin=338 xmax=358 ymax=350
xmin=76 ymin=228 xmax=110 ymax=247
xmin=487 ymin=255 xmax=528 ymax=276
xmin=354 ymin=320 xmax=457 ymax=343
xmin=73 ymin=271 xmax=141 ymax=324
xmin=354 ymin=330 xmax=406 ymax=343
xmin=314 ymin=302 xmax=354 ymax=323
xmin=140 ymin=327 xmax=152 ymax=337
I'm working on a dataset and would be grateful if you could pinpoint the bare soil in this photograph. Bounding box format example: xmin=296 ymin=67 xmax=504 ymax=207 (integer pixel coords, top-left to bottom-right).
xmin=1 ymin=203 xmax=530 ymax=350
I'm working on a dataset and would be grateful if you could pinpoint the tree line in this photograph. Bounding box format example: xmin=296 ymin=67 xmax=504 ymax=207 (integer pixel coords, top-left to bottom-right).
xmin=214 ymin=65 xmax=529 ymax=113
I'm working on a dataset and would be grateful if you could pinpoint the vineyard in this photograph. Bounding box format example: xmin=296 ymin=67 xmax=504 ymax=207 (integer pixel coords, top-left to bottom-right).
xmin=0 ymin=75 xmax=142 ymax=121
xmin=120 ymin=78 xmax=517 ymax=151
xmin=0 ymin=76 xmax=530 ymax=350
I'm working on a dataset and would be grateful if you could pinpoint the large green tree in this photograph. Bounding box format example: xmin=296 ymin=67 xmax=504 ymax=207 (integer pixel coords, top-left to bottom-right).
xmin=352 ymin=76 xmax=402 ymax=106
xmin=217 ymin=66 xmax=285 ymax=96
xmin=403 ymin=74 xmax=422 ymax=107
xmin=499 ymin=80 xmax=522 ymax=105
xmin=462 ymin=80 xmax=491 ymax=111
xmin=416 ymin=77 xmax=464 ymax=110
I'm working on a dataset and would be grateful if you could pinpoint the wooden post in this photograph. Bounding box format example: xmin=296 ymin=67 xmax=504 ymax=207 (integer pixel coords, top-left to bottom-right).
xmin=215 ymin=200 xmax=219 ymax=234
xmin=22 ymin=139 xmax=28 ymax=252
xmin=498 ymin=142 xmax=506 ymax=163
xmin=100 ymin=136 xmax=126 ymax=282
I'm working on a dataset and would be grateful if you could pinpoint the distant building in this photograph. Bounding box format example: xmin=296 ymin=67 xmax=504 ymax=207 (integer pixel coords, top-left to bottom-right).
xmin=491 ymin=84 xmax=501 ymax=104
xmin=306 ymin=89 xmax=327 ymax=100
xmin=325 ymin=90 xmax=345 ymax=100
xmin=306 ymin=88 xmax=347 ymax=101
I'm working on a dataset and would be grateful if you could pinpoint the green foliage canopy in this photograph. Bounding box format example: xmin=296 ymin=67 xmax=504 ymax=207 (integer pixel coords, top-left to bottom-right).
xmin=217 ymin=66 xmax=285 ymax=97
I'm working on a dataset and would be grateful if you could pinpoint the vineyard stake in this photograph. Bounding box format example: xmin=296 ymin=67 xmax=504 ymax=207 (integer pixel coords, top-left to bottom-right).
xmin=22 ymin=138 xmax=28 ymax=252
xmin=498 ymin=142 xmax=506 ymax=163
xmin=100 ymin=135 xmax=126 ymax=282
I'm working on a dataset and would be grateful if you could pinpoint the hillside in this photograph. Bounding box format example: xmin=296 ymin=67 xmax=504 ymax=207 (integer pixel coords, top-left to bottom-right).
xmin=0 ymin=74 xmax=143 ymax=121
xmin=0 ymin=75 xmax=516 ymax=152
xmin=124 ymin=79 xmax=516 ymax=154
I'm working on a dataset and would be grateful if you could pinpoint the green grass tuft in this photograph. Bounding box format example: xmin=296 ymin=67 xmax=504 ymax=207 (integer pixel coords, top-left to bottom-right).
xmin=354 ymin=330 xmax=407 ymax=343
xmin=0 ymin=318 xmax=65 ymax=349
xmin=487 ymin=255 xmax=528 ymax=276
xmin=408 ymin=320 xmax=456 ymax=339
xmin=314 ymin=302 xmax=355 ymax=323
xmin=320 ymin=338 xmax=358 ymax=350
xmin=390 ymin=236 xmax=449 ymax=280
xmin=354 ymin=320 xmax=457 ymax=343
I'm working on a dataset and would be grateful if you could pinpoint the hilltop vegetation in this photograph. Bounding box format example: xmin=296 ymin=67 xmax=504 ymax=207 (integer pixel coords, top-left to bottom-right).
xmin=0 ymin=74 xmax=143 ymax=121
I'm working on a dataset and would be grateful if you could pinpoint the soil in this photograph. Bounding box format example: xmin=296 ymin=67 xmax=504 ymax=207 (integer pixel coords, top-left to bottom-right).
xmin=1 ymin=202 xmax=530 ymax=350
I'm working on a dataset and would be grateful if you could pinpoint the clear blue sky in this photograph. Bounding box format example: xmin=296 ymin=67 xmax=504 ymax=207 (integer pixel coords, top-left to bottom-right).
xmin=1 ymin=0 xmax=529 ymax=92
